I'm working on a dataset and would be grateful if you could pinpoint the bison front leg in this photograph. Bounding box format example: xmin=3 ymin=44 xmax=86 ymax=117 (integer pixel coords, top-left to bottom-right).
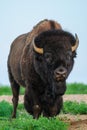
xmin=11 ymin=82 xmax=20 ymax=118
xmin=10 ymin=81 xmax=20 ymax=118
xmin=8 ymin=67 xmax=20 ymax=118
xmin=24 ymin=86 xmax=42 ymax=118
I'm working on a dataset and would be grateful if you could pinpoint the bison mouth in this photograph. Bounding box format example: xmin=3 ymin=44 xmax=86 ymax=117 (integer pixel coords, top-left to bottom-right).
xmin=40 ymin=80 xmax=66 ymax=105
xmin=40 ymin=73 xmax=66 ymax=105
xmin=52 ymin=80 xmax=66 ymax=96
xmin=41 ymin=91 xmax=57 ymax=105
xmin=54 ymin=75 xmax=66 ymax=82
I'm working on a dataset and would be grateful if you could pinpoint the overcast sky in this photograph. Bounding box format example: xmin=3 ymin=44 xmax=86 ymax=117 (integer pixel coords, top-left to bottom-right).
xmin=0 ymin=0 xmax=87 ymax=85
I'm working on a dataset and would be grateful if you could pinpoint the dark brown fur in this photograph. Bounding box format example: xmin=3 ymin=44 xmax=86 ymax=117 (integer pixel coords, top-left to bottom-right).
xmin=8 ymin=19 xmax=77 ymax=118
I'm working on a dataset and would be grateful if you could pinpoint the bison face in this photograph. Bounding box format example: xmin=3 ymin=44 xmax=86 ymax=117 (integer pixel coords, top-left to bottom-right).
xmin=33 ymin=30 xmax=79 ymax=97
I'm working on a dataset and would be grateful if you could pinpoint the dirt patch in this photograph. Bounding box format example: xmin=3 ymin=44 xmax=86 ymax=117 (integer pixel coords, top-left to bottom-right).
xmin=59 ymin=114 xmax=87 ymax=130
xmin=0 ymin=94 xmax=87 ymax=104
xmin=69 ymin=119 xmax=87 ymax=130
xmin=63 ymin=94 xmax=87 ymax=103
xmin=0 ymin=95 xmax=87 ymax=129
xmin=0 ymin=95 xmax=24 ymax=103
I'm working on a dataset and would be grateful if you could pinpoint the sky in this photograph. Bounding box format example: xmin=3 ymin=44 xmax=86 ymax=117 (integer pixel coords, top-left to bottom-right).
xmin=0 ymin=0 xmax=87 ymax=85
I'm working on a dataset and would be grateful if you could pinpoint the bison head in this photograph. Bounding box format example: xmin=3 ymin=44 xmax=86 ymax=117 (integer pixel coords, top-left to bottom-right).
xmin=33 ymin=30 xmax=79 ymax=98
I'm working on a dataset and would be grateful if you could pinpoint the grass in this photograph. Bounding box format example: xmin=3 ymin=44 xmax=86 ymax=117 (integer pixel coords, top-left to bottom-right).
xmin=0 ymin=86 xmax=12 ymax=95
xmin=0 ymin=101 xmax=68 ymax=130
xmin=0 ymin=117 xmax=68 ymax=130
xmin=0 ymin=101 xmax=13 ymax=117
xmin=63 ymin=101 xmax=87 ymax=114
xmin=0 ymin=86 xmax=25 ymax=95
xmin=66 ymin=83 xmax=87 ymax=94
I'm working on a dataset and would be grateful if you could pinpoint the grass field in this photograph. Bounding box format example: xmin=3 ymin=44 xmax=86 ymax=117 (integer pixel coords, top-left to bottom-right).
xmin=66 ymin=83 xmax=87 ymax=94
xmin=0 ymin=86 xmax=25 ymax=95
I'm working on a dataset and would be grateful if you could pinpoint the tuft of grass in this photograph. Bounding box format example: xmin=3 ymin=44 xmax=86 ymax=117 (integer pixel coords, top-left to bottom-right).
xmin=20 ymin=87 xmax=25 ymax=95
xmin=63 ymin=101 xmax=87 ymax=114
xmin=0 ymin=86 xmax=12 ymax=95
xmin=17 ymin=103 xmax=24 ymax=110
xmin=0 ymin=101 xmax=13 ymax=117
xmin=66 ymin=83 xmax=87 ymax=94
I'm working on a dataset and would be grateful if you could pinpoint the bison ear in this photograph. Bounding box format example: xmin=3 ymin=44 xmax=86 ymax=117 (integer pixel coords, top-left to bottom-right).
xmin=32 ymin=38 xmax=44 ymax=54
xmin=72 ymin=34 xmax=79 ymax=52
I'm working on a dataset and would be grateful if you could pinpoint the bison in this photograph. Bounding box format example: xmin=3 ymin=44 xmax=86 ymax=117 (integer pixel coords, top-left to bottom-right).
xmin=7 ymin=19 xmax=79 ymax=118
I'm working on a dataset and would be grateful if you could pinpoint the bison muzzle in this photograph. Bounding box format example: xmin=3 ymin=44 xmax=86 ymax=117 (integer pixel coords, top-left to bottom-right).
xmin=7 ymin=19 xmax=79 ymax=118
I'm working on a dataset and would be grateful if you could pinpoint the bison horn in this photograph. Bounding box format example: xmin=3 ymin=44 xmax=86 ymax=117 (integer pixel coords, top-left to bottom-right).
xmin=72 ymin=34 xmax=79 ymax=52
xmin=33 ymin=38 xmax=43 ymax=54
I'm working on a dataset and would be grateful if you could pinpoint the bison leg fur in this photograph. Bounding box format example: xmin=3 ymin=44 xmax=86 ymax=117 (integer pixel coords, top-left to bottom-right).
xmin=11 ymin=82 xmax=20 ymax=118
xmin=24 ymin=87 xmax=42 ymax=118
xmin=8 ymin=69 xmax=20 ymax=118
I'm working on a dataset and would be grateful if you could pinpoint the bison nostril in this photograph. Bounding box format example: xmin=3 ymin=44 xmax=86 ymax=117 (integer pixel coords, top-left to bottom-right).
xmin=57 ymin=69 xmax=66 ymax=75
xmin=54 ymin=67 xmax=67 ymax=78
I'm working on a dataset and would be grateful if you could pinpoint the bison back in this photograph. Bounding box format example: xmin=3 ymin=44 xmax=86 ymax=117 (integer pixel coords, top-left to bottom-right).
xmin=8 ymin=34 xmax=28 ymax=86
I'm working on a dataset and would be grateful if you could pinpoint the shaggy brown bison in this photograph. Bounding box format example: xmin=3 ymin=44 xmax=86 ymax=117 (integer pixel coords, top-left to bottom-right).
xmin=8 ymin=19 xmax=79 ymax=118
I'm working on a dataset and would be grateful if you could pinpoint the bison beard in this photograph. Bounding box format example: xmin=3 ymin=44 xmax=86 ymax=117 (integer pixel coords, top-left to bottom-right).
xmin=7 ymin=19 xmax=79 ymax=118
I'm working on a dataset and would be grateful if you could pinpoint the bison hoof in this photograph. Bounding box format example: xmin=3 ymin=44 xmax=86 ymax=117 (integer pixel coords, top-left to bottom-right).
xmin=33 ymin=105 xmax=41 ymax=119
xmin=12 ymin=114 xmax=16 ymax=118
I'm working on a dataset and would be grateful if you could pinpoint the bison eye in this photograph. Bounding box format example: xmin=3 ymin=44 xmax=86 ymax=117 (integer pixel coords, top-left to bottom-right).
xmin=35 ymin=55 xmax=43 ymax=62
xmin=66 ymin=51 xmax=72 ymax=61
xmin=66 ymin=55 xmax=71 ymax=61
xmin=44 ymin=53 xmax=53 ymax=64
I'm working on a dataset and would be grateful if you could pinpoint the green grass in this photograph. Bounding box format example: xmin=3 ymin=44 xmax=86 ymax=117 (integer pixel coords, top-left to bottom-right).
xmin=0 ymin=86 xmax=12 ymax=95
xmin=63 ymin=101 xmax=87 ymax=114
xmin=0 ymin=86 xmax=25 ymax=95
xmin=66 ymin=83 xmax=87 ymax=94
xmin=0 ymin=117 xmax=68 ymax=130
xmin=0 ymin=101 xmax=68 ymax=130
xmin=0 ymin=101 xmax=13 ymax=117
